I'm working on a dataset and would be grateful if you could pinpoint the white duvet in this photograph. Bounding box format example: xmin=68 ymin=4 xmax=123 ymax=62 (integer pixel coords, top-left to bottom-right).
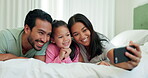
xmin=0 ymin=43 xmax=148 ymax=78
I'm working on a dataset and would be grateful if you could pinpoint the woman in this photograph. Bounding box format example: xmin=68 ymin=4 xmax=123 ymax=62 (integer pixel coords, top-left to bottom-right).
xmin=67 ymin=13 xmax=142 ymax=70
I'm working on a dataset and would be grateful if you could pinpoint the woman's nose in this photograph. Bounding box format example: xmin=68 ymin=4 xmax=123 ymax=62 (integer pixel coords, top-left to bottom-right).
xmin=80 ymin=33 xmax=85 ymax=39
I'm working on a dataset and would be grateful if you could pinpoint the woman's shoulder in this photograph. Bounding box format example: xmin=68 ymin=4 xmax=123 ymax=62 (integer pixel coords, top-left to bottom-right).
xmin=96 ymin=32 xmax=109 ymax=41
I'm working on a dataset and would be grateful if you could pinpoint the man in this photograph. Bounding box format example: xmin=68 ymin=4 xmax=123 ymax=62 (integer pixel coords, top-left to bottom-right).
xmin=0 ymin=9 xmax=52 ymax=61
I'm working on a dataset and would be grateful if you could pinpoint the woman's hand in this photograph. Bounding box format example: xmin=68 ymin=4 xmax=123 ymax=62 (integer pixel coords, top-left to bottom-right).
xmin=107 ymin=41 xmax=142 ymax=70
xmin=124 ymin=41 xmax=142 ymax=69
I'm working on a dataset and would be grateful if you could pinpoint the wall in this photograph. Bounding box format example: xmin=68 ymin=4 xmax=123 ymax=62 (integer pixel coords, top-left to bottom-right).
xmin=0 ymin=0 xmax=41 ymax=30
xmin=133 ymin=0 xmax=148 ymax=8
xmin=115 ymin=0 xmax=133 ymax=35
xmin=115 ymin=0 xmax=148 ymax=36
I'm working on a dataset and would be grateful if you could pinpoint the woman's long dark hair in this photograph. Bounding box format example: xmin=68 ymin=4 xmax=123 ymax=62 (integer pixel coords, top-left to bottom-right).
xmin=68 ymin=14 xmax=106 ymax=60
xmin=52 ymin=20 xmax=78 ymax=60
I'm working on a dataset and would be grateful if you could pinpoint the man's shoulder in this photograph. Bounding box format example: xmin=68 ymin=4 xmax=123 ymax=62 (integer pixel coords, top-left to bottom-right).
xmin=0 ymin=27 xmax=23 ymax=38
xmin=6 ymin=27 xmax=23 ymax=35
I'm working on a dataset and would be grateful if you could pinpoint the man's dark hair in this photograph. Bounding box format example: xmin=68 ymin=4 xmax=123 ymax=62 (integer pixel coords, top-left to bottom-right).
xmin=24 ymin=9 xmax=53 ymax=30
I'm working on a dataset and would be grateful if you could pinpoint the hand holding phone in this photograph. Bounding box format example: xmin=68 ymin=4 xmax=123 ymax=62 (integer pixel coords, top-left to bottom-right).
xmin=114 ymin=46 xmax=136 ymax=64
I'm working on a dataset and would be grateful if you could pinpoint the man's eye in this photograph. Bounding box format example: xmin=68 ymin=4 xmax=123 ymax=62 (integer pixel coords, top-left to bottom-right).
xmin=47 ymin=34 xmax=50 ymax=37
xmin=39 ymin=32 xmax=44 ymax=35
xmin=47 ymin=33 xmax=51 ymax=37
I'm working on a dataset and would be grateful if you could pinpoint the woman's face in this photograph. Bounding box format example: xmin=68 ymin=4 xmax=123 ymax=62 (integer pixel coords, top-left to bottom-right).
xmin=71 ymin=22 xmax=91 ymax=47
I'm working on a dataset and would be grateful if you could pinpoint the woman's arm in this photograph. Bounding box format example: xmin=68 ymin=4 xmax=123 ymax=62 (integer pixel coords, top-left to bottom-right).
xmin=107 ymin=41 xmax=142 ymax=70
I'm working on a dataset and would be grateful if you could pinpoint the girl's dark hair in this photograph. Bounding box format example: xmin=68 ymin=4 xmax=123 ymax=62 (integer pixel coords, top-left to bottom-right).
xmin=68 ymin=13 xmax=106 ymax=60
xmin=52 ymin=20 xmax=78 ymax=60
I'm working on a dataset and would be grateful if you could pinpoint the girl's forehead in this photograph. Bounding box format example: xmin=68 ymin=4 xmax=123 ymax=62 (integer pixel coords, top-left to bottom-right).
xmin=54 ymin=25 xmax=68 ymax=30
xmin=54 ymin=26 xmax=70 ymax=34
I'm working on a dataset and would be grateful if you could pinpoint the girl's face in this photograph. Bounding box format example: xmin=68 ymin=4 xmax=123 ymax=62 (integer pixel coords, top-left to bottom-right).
xmin=71 ymin=22 xmax=91 ymax=47
xmin=53 ymin=26 xmax=72 ymax=48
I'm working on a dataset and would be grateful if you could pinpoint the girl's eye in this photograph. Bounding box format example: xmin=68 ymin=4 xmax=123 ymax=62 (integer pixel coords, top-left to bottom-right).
xmin=67 ymin=34 xmax=70 ymax=36
xmin=58 ymin=36 xmax=63 ymax=38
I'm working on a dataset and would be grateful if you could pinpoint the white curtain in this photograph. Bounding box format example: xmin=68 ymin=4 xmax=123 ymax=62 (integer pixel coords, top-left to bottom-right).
xmin=0 ymin=0 xmax=115 ymax=39
xmin=0 ymin=0 xmax=41 ymax=30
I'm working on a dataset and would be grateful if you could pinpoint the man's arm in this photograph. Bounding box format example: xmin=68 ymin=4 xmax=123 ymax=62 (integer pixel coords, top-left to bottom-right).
xmin=34 ymin=55 xmax=45 ymax=62
xmin=0 ymin=54 xmax=29 ymax=61
xmin=0 ymin=54 xmax=18 ymax=61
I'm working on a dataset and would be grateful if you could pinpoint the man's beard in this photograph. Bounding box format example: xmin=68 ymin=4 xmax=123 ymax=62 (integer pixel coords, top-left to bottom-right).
xmin=27 ymin=35 xmax=44 ymax=51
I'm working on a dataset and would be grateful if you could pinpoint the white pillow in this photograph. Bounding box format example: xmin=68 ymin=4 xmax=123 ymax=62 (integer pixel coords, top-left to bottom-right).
xmin=111 ymin=30 xmax=148 ymax=47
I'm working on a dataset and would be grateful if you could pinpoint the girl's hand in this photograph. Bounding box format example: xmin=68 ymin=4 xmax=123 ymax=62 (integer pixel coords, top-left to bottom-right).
xmin=59 ymin=49 xmax=66 ymax=60
xmin=63 ymin=48 xmax=72 ymax=58
xmin=97 ymin=61 xmax=110 ymax=66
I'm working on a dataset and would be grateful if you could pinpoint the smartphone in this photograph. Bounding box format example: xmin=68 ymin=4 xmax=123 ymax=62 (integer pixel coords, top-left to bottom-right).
xmin=114 ymin=46 xmax=136 ymax=64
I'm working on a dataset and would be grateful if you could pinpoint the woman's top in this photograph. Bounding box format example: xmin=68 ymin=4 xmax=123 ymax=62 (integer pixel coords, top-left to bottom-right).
xmin=78 ymin=33 xmax=115 ymax=63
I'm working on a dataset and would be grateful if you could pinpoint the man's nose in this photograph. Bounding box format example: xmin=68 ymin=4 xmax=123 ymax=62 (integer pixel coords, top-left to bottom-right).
xmin=41 ymin=35 xmax=50 ymax=43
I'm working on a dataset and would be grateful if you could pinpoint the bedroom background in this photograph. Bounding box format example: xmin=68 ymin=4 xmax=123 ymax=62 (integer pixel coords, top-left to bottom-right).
xmin=0 ymin=0 xmax=147 ymax=39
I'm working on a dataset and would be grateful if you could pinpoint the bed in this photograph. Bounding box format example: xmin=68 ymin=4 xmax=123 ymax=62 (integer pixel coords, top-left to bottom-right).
xmin=0 ymin=30 xmax=148 ymax=78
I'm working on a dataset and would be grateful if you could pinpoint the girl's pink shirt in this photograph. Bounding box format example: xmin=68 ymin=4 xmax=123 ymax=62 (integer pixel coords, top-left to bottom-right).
xmin=45 ymin=43 xmax=79 ymax=63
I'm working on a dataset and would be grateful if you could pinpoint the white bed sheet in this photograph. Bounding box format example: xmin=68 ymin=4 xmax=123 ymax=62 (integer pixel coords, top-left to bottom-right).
xmin=0 ymin=43 xmax=148 ymax=78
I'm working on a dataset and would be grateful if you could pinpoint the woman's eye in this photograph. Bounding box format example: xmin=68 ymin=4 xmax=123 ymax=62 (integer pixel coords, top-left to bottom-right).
xmin=73 ymin=33 xmax=78 ymax=36
xmin=83 ymin=29 xmax=87 ymax=32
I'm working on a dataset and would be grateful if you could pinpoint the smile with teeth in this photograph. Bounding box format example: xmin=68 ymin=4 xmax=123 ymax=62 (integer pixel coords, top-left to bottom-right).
xmin=81 ymin=37 xmax=88 ymax=42
xmin=63 ymin=41 xmax=70 ymax=46
xmin=38 ymin=42 xmax=44 ymax=47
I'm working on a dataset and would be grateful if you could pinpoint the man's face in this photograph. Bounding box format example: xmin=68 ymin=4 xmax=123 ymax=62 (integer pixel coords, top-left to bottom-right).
xmin=27 ymin=19 xmax=52 ymax=51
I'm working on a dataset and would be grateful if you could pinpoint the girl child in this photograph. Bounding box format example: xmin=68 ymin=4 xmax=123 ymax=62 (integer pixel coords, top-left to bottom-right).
xmin=45 ymin=20 xmax=80 ymax=63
